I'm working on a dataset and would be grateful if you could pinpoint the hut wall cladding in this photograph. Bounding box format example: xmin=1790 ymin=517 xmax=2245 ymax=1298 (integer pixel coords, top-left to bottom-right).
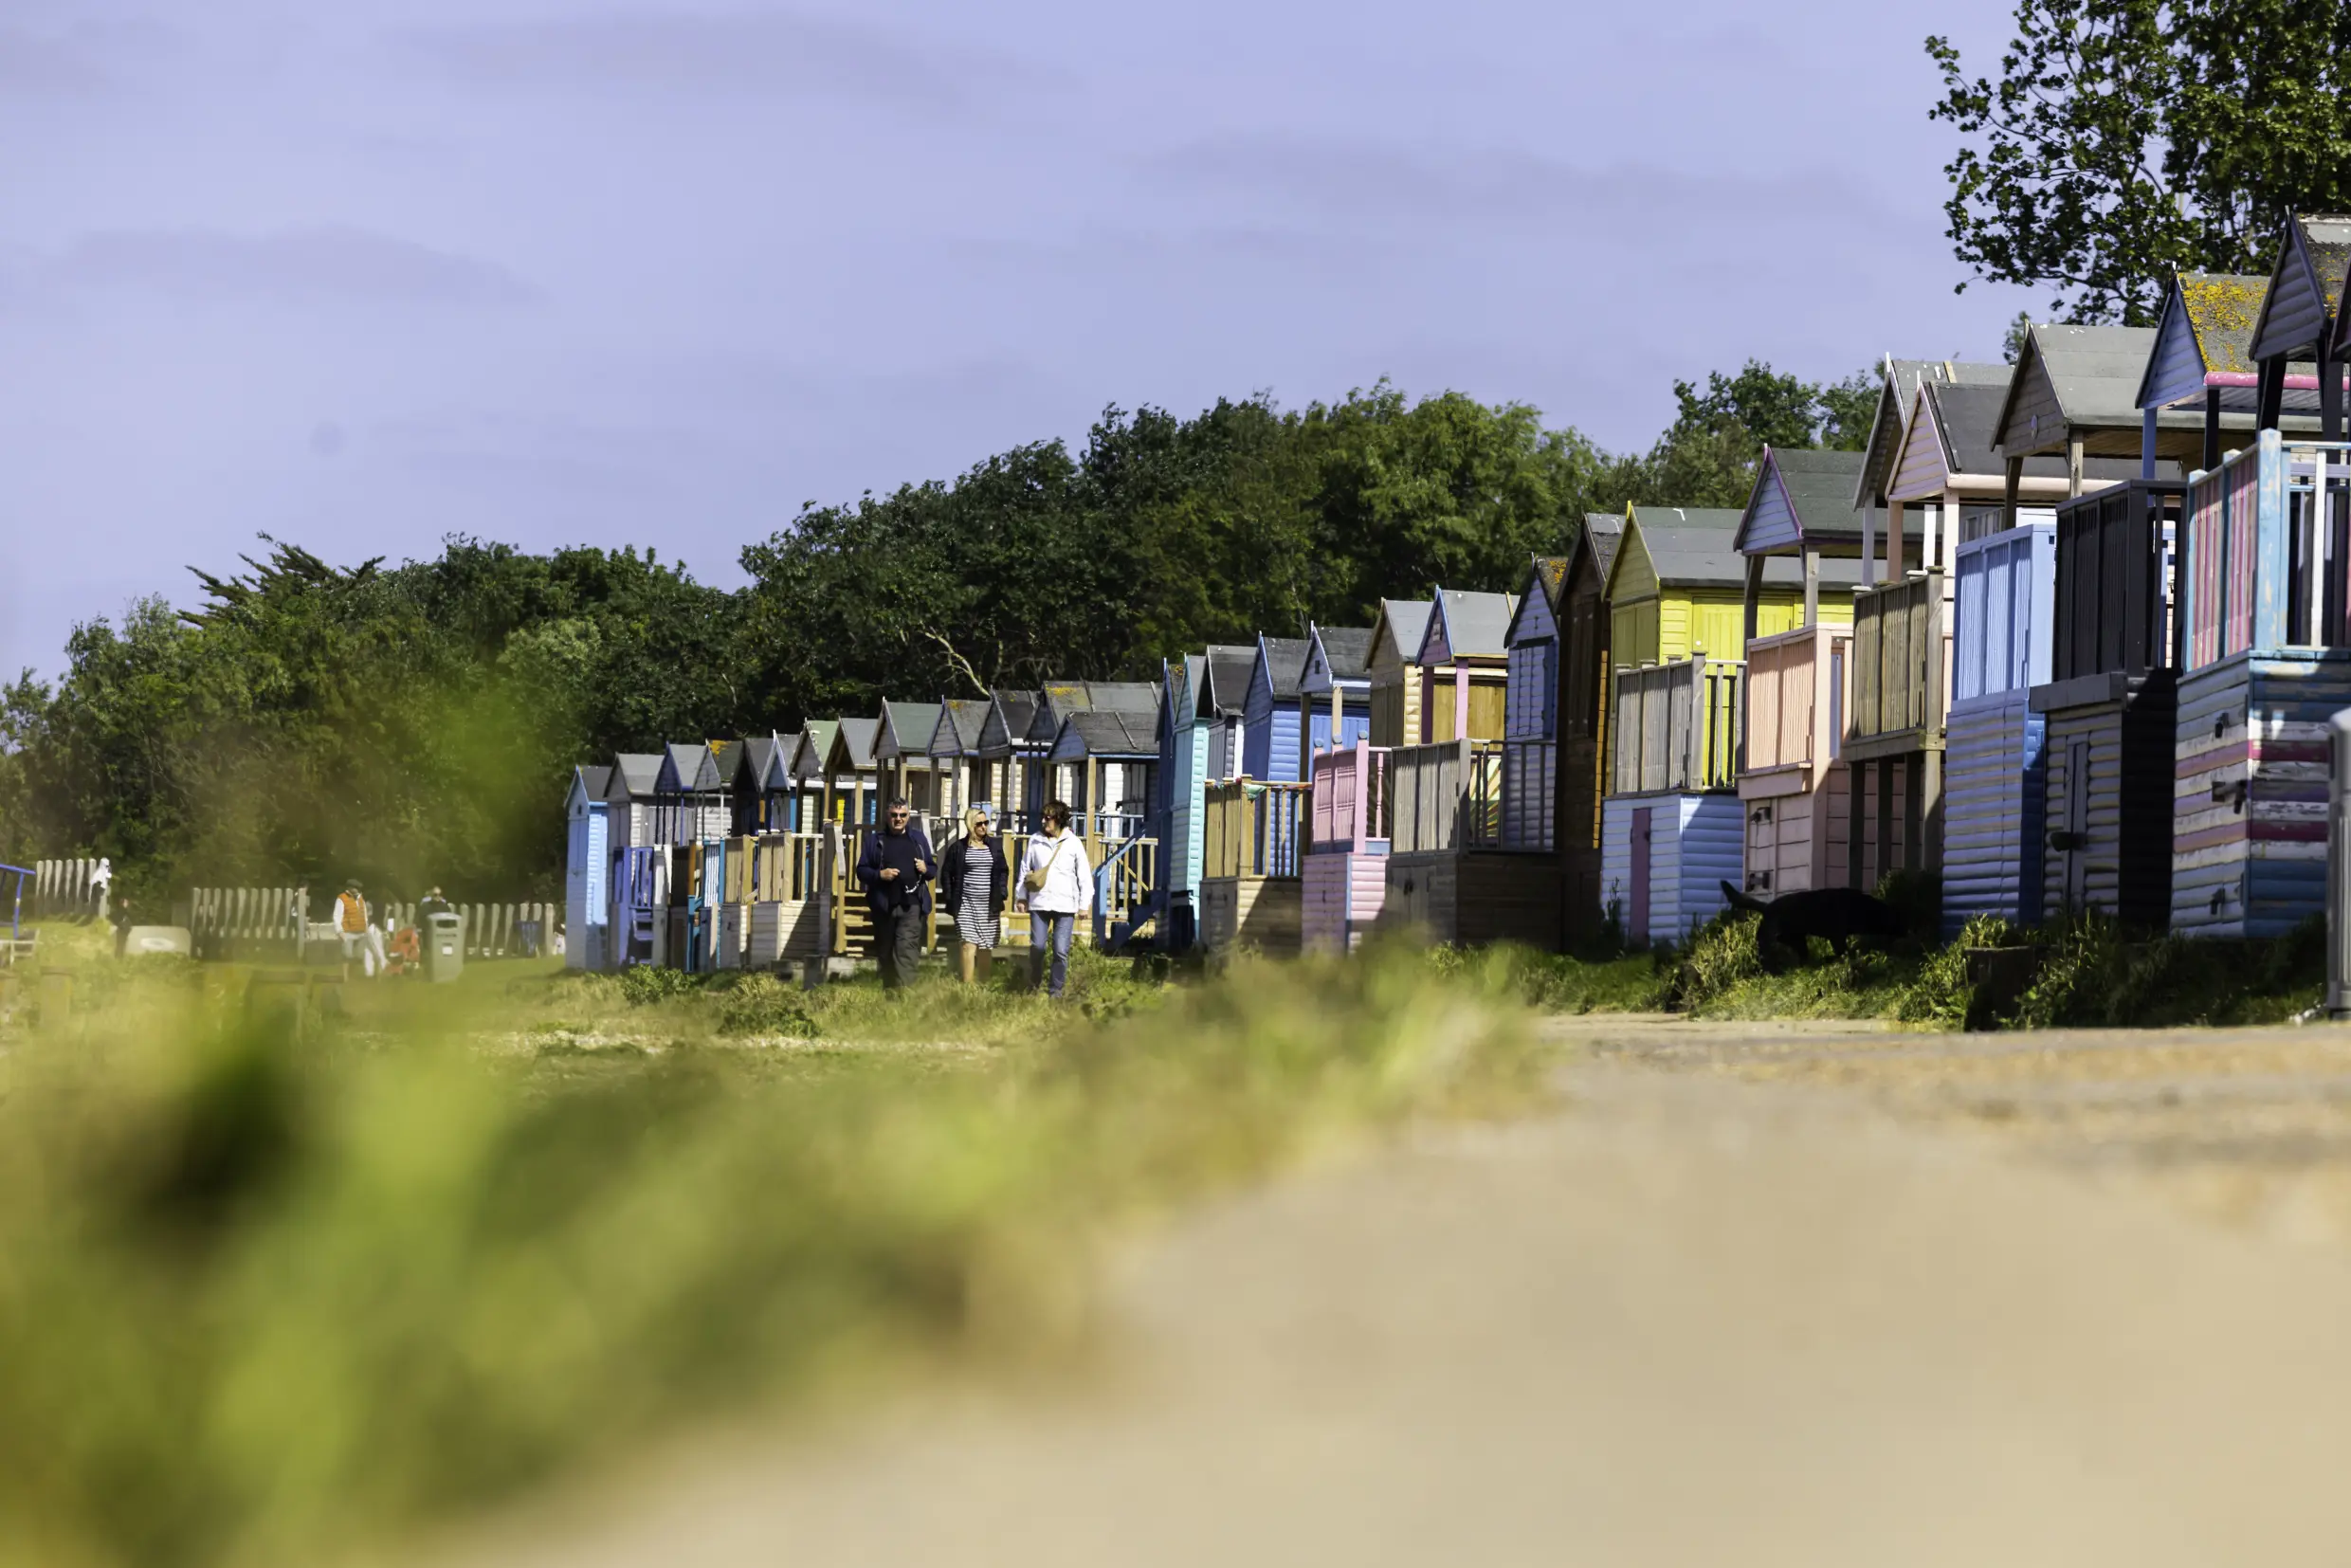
xmin=1379 ymin=849 xmax=1562 ymax=949
xmin=2038 ymin=675 xmax=2178 ymax=928
xmin=1941 ymin=694 xmax=2048 ymax=932
xmin=2173 ymin=650 xmax=2351 ymax=938
xmin=1198 ymin=875 xmax=1303 ymax=955
xmin=1300 ymin=851 xmax=1387 ymax=955
xmin=1741 ymin=767 xmax=1851 ymax=898
xmin=1599 ymin=793 xmax=1741 ymax=948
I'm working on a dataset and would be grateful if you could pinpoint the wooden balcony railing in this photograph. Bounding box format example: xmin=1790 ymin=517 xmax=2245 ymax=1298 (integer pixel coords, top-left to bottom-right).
xmin=1849 ymin=573 xmax=1946 ymax=745
xmin=1389 ymin=738 xmax=1505 ymax=854
xmin=1610 ymin=657 xmax=1743 ymax=794
xmin=1309 ymin=740 xmax=1392 ymax=852
xmin=2183 ymin=431 xmax=2351 ymax=668
xmin=1742 ymin=625 xmax=1848 ymax=775
xmin=1204 ymin=780 xmax=1309 ymax=879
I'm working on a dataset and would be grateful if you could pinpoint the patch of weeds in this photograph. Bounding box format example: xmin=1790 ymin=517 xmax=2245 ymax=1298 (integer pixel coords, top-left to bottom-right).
xmin=713 ymin=974 xmax=822 ymax=1038
xmin=615 ymin=964 xmax=702 ymax=1007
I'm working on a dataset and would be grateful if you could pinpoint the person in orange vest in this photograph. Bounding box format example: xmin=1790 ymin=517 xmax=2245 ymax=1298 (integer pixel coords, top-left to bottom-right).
xmin=337 ymin=882 xmax=379 ymax=980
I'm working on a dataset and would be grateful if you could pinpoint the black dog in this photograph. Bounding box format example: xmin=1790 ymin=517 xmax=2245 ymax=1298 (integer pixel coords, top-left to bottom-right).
xmin=1719 ymin=882 xmax=1908 ymax=974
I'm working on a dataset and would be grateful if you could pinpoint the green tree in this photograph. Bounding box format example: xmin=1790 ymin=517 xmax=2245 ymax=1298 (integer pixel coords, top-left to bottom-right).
xmin=1927 ymin=0 xmax=2351 ymax=324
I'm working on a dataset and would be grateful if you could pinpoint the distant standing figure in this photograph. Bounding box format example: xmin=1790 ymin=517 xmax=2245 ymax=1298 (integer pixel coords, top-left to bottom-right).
xmin=88 ymin=857 xmax=111 ymax=922
xmin=940 ymin=806 xmax=1008 ymax=986
xmin=337 ymin=882 xmax=380 ymax=980
xmin=1015 ymin=799 xmax=1090 ymax=999
xmin=417 ymin=886 xmax=452 ymax=922
xmin=854 ymin=797 xmax=935 ymax=991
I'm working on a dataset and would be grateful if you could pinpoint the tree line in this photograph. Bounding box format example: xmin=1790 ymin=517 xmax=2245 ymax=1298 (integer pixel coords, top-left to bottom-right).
xmin=0 ymin=368 xmax=1868 ymax=901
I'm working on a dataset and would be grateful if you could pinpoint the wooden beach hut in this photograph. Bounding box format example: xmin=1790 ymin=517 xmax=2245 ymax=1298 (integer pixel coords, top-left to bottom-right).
xmin=975 ymin=690 xmax=1044 ymax=832
xmin=2030 ymin=478 xmax=2186 ymax=928
xmin=1029 ymin=683 xmax=1157 ymax=832
xmin=1382 ymin=589 xmax=1556 ymax=945
xmin=1365 ymin=599 xmax=1435 ymax=750
xmin=653 ymin=742 xmax=729 ymax=846
xmin=1500 ymin=557 xmax=1570 ymax=856
xmin=1558 ymin=514 xmax=1622 ymax=940
xmin=822 ymin=717 xmax=883 ymax=831
xmin=1852 ymin=358 xmax=2011 ymax=587
xmin=1598 ymin=507 xmax=1834 ymax=944
xmin=1242 ymin=635 xmax=1313 ymax=783
xmin=2134 ymin=272 xmax=2312 ymax=475
xmin=1298 ymin=625 xmax=1374 ymax=757
xmin=564 ymin=763 xmax=612 ymax=973
xmin=1733 ymin=450 xmax=1866 ymax=900
xmin=1994 ymin=323 xmax=2190 ymax=520
xmin=874 ymin=701 xmax=945 ymax=820
xmin=924 ymin=699 xmax=994 ymax=826
xmin=1941 ymin=520 xmax=2058 ymax=932
xmin=727 ymin=734 xmax=792 ymax=835
xmin=784 ymin=722 xmax=833 ymax=834
xmin=1048 ymin=708 xmax=1161 ymax=944
xmin=1298 ymin=623 xmax=1384 ymax=957
xmin=1194 ymin=647 xmax=1256 ymax=782
xmin=1158 ymin=655 xmax=1212 ymax=934
xmin=603 ymin=753 xmax=665 ymax=969
xmin=2251 ymin=214 xmax=2351 ymax=441
xmin=1198 ymin=774 xmax=1308 ymax=955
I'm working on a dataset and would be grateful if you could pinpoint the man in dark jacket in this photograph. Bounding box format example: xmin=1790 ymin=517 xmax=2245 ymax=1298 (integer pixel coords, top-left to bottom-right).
xmin=854 ymin=797 xmax=934 ymax=990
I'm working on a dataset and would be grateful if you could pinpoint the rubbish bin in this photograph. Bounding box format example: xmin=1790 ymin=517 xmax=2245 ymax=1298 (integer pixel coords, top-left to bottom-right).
xmin=425 ymin=911 xmax=465 ymax=983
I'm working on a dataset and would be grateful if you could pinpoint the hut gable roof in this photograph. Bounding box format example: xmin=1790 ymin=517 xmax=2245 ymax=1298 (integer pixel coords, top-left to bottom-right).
xmin=606 ymin=753 xmax=663 ymax=804
xmin=829 ymin=717 xmax=880 ymax=772
xmin=1613 ymin=508 xmax=1745 ymax=595
xmin=789 ymin=720 xmax=837 ymax=780
xmin=1048 ymin=709 xmax=1158 ymax=761
xmin=929 ymin=699 xmax=991 ymax=757
xmin=1853 ymin=358 xmax=2011 ymax=507
xmin=568 ymin=763 xmax=613 ymax=811
xmin=1417 ymin=588 xmax=1516 ymax=665
xmin=1159 ymin=655 xmax=1205 ymax=739
xmin=1737 ymin=447 xmax=1868 ymax=554
xmin=731 ymin=736 xmax=779 ymax=795
xmin=1248 ymin=635 xmax=1312 ymax=706
xmin=978 ymin=690 xmax=1040 ymax=756
xmin=2253 ymin=213 xmax=2351 ymax=361
xmin=2140 ymin=272 xmax=2268 ymax=411
xmin=1197 ymin=645 xmax=1256 ymax=717
xmin=768 ymin=733 xmax=800 ymax=787
xmin=1504 ymin=557 xmax=1570 ymax=645
xmin=1369 ymin=599 xmax=1435 ymax=671
xmin=656 ymin=741 xmax=723 ymax=794
xmin=1575 ymin=513 xmax=1624 ymax=592
xmin=875 ymin=700 xmax=942 ymax=760
xmin=1301 ymin=626 xmax=1374 ymax=695
xmin=1994 ymin=323 xmax=2163 ymax=456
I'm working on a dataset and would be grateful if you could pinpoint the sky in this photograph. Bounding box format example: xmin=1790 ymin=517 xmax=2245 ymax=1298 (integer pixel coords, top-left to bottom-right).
xmin=0 ymin=0 xmax=2040 ymax=682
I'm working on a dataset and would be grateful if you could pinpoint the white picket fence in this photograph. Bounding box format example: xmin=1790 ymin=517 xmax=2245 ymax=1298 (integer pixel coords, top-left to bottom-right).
xmin=31 ymin=858 xmax=105 ymax=916
xmin=187 ymin=888 xmax=559 ymax=960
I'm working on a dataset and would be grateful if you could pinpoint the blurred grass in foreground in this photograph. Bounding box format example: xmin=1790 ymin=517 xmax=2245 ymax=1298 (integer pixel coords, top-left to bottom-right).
xmin=0 ymin=944 xmax=1548 ymax=1568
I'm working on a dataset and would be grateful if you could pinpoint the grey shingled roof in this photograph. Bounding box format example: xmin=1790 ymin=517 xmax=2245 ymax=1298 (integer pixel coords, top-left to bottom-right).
xmin=1630 ymin=508 xmax=1861 ymax=592
xmin=663 ymin=741 xmax=721 ymax=793
xmin=1427 ymin=589 xmax=1516 ymax=660
xmin=1854 ymin=358 xmax=2011 ymax=507
xmin=574 ymin=763 xmax=612 ymax=804
xmin=1579 ymin=513 xmax=1623 ymax=586
xmin=831 ymin=716 xmax=880 ymax=770
xmin=1764 ymin=448 xmax=1869 ymax=543
xmin=1050 ymin=709 xmax=1159 ymax=759
xmin=608 ymin=753 xmax=662 ymax=799
xmin=1200 ymin=645 xmax=1256 ymax=715
xmin=933 ymin=698 xmax=990 ymax=754
xmin=1257 ymin=636 xmax=1311 ymax=702
xmin=1926 ymin=382 xmax=2140 ymax=485
xmin=1995 ymin=323 xmax=2167 ymax=454
xmin=1378 ymin=599 xmax=1434 ymax=665
xmin=734 ymin=735 xmax=778 ymax=791
xmin=879 ymin=700 xmax=942 ymax=758
xmin=1315 ymin=626 xmax=1374 ymax=680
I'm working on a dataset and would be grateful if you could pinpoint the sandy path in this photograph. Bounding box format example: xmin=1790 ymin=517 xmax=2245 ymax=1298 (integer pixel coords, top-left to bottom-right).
xmin=449 ymin=1017 xmax=2351 ymax=1566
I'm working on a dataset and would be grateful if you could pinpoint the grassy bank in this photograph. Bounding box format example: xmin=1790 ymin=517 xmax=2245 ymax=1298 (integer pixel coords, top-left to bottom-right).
xmin=0 ymin=946 xmax=1548 ymax=1568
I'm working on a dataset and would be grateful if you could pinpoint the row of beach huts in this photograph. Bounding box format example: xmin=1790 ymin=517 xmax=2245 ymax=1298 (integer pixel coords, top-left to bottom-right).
xmin=563 ymin=212 xmax=2351 ymax=974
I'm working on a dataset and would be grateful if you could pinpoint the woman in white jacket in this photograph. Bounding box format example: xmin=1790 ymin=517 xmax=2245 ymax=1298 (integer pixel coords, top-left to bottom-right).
xmin=1014 ymin=799 xmax=1091 ymax=998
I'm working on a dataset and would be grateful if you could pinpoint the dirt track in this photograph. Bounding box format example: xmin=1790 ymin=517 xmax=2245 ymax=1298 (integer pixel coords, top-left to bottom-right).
xmin=449 ymin=1014 xmax=2351 ymax=1566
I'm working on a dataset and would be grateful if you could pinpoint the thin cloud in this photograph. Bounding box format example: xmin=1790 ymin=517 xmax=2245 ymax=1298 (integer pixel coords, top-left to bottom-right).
xmin=1138 ymin=133 xmax=1894 ymax=230
xmin=393 ymin=10 xmax=1058 ymax=113
xmin=58 ymin=225 xmax=540 ymax=308
xmin=0 ymin=27 xmax=109 ymax=99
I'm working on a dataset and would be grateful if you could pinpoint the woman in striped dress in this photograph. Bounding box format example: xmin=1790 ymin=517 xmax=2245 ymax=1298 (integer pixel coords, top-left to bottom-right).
xmin=940 ymin=807 xmax=1009 ymax=985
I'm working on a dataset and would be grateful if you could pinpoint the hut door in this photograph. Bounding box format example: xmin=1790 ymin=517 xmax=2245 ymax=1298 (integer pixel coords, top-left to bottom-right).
xmin=1630 ymin=807 xmax=1653 ymax=945
xmin=2064 ymin=739 xmax=2090 ymax=911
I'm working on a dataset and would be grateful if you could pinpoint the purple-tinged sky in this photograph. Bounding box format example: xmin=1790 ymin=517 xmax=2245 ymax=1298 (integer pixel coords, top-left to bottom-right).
xmin=0 ymin=1 xmax=2036 ymax=681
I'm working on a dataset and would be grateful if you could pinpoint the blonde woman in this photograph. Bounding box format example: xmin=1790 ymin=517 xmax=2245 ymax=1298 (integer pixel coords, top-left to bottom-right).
xmin=939 ymin=805 xmax=1009 ymax=984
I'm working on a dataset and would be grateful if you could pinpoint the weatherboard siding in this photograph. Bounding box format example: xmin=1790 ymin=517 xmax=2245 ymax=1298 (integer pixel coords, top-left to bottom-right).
xmin=1599 ymin=793 xmax=1740 ymax=948
xmin=2172 ymin=651 xmax=2351 ymax=939
xmin=1300 ymin=851 xmax=1388 ymax=954
xmin=1941 ymin=692 xmax=2047 ymax=933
